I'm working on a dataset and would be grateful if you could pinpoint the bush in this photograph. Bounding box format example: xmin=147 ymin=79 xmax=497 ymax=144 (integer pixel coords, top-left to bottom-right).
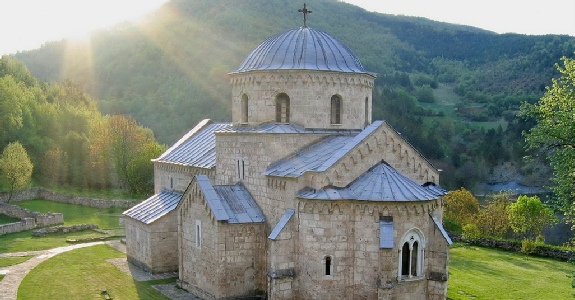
xmin=462 ymin=223 xmax=481 ymax=241
xmin=521 ymin=238 xmax=538 ymax=254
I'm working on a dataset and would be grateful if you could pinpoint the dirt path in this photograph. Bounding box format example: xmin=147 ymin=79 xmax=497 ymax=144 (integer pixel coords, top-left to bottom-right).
xmin=0 ymin=242 xmax=105 ymax=300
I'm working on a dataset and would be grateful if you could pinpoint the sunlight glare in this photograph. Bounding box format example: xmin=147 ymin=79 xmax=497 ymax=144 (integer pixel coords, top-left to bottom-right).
xmin=1 ymin=0 xmax=168 ymax=55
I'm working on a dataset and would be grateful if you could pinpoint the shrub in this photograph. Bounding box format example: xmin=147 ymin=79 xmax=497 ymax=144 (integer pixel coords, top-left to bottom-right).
xmin=462 ymin=223 xmax=481 ymax=241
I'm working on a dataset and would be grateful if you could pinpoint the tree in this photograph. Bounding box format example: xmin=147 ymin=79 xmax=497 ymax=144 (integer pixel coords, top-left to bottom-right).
xmin=476 ymin=192 xmax=512 ymax=239
xmin=520 ymin=56 xmax=575 ymax=224
xmin=507 ymin=195 xmax=557 ymax=239
xmin=443 ymin=187 xmax=479 ymax=232
xmin=0 ymin=142 xmax=33 ymax=203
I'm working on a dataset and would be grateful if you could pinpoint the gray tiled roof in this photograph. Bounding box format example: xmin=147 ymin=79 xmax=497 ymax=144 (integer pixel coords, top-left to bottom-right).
xmin=233 ymin=27 xmax=368 ymax=74
xmin=431 ymin=214 xmax=453 ymax=245
xmin=218 ymin=122 xmax=361 ymax=135
xmin=195 ymin=175 xmax=265 ymax=224
xmin=268 ymin=209 xmax=295 ymax=240
xmin=153 ymin=119 xmax=232 ymax=168
xmin=297 ymin=161 xmax=446 ymax=202
xmin=123 ymin=190 xmax=182 ymax=224
xmin=264 ymin=121 xmax=383 ymax=177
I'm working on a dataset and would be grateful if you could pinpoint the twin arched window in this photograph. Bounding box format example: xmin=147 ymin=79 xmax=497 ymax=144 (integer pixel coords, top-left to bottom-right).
xmin=399 ymin=229 xmax=424 ymax=279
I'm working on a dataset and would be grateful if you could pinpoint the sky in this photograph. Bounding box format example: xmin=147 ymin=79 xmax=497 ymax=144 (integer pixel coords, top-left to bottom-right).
xmin=1 ymin=0 xmax=574 ymax=56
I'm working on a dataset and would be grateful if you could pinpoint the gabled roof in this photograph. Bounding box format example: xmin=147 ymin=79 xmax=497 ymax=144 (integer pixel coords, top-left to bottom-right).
xmin=153 ymin=119 xmax=232 ymax=168
xmin=195 ymin=175 xmax=265 ymax=224
xmin=264 ymin=121 xmax=383 ymax=177
xmin=297 ymin=161 xmax=446 ymax=202
xmin=123 ymin=190 xmax=182 ymax=224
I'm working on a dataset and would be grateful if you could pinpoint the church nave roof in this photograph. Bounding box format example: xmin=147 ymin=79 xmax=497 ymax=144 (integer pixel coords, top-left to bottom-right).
xmin=123 ymin=190 xmax=182 ymax=224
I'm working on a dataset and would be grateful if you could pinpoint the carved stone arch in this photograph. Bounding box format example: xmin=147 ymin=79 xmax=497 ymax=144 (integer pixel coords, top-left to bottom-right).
xmin=302 ymin=202 xmax=313 ymax=213
xmin=320 ymin=203 xmax=330 ymax=214
xmin=332 ymin=204 xmax=342 ymax=214
xmin=423 ymin=168 xmax=429 ymax=181
xmin=325 ymin=176 xmax=331 ymax=185
xmin=431 ymin=175 xmax=436 ymax=184
xmin=365 ymin=142 xmax=372 ymax=153
xmin=389 ymin=137 xmax=395 ymax=150
xmin=334 ymin=169 xmax=341 ymax=179
xmin=367 ymin=204 xmax=375 ymax=215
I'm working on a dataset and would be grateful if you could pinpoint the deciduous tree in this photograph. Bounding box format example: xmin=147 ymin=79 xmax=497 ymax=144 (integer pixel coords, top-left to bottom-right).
xmin=520 ymin=56 xmax=575 ymax=224
xmin=443 ymin=187 xmax=479 ymax=232
xmin=0 ymin=142 xmax=33 ymax=202
xmin=507 ymin=195 xmax=557 ymax=239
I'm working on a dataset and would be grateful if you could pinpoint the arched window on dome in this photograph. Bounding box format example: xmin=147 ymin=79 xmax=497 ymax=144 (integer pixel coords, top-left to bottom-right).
xmin=240 ymin=94 xmax=248 ymax=124
xmin=364 ymin=97 xmax=370 ymax=126
xmin=398 ymin=229 xmax=425 ymax=280
xmin=330 ymin=95 xmax=342 ymax=124
xmin=275 ymin=93 xmax=290 ymax=123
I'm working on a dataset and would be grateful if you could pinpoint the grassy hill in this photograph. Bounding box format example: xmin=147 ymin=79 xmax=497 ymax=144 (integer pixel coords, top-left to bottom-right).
xmin=12 ymin=0 xmax=575 ymax=190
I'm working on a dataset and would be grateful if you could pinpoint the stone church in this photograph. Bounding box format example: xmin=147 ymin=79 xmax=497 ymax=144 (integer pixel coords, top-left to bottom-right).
xmin=123 ymin=11 xmax=452 ymax=299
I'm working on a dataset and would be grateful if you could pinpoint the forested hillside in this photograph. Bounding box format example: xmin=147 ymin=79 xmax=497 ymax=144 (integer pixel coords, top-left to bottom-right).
xmin=0 ymin=57 xmax=164 ymax=195
xmin=13 ymin=0 xmax=575 ymax=190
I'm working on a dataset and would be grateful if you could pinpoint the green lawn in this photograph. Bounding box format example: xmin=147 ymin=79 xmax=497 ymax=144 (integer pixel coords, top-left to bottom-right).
xmin=18 ymin=244 xmax=173 ymax=300
xmin=0 ymin=230 xmax=111 ymax=253
xmin=16 ymin=199 xmax=125 ymax=229
xmin=0 ymin=213 xmax=20 ymax=225
xmin=0 ymin=256 xmax=32 ymax=267
xmin=448 ymin=245 xmax=573 ymax=299
xmin=0 ymin=199 xmax=127 ymax=253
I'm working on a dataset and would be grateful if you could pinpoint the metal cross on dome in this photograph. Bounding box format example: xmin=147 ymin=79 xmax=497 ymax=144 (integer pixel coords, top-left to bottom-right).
xmin=298 ymin=3 xmax=312 ymax=27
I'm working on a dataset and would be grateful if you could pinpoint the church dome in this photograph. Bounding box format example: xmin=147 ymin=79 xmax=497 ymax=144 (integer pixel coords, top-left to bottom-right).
xmin=234 ymin=27 xmax=366 ymax=73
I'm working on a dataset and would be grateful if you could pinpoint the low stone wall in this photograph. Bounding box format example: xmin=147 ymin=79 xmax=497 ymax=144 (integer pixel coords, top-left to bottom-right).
xmin=452 ymin=234 xmax=575 ymax=261
xmin=0 ymin=187 xmax=137 ymax=209
xmin=0 ymin=202 xmax=64 ymax=236
xmin=32 ymin=224 xmax=98 ymax=237
xmin=0 ymin=218 xmax=35 ymax=235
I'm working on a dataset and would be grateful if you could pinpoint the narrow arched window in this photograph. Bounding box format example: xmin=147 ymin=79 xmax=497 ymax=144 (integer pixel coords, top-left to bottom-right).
xmin=275 ymin=93 xmax=290 ymax=123
xmin=241 ymin=94 xmax=248 ymax=123
xmin=331 ymin=95 xmax=342 ymax=124
xmin=364 ymin=97 xmax=369 ymax=126
xmin=325 ymin=256 xmax=332 ymax=275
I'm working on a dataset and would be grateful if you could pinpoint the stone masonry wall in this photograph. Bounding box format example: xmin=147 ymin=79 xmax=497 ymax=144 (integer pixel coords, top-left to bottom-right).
xmin=0 ymin=202 xmax=64 ymax=235
xmin=294 ymin=199 xmax=446 ymax=300
xmin=179 ymin=182 xmax=266 ymax=299
xmin=154 ymin=163 xmax=215 ymax=194
xmin=0 ymin=187 xmax=135 ymax=209
xmin=124 ymin=211 xmax=179 ymax=274
xmin=0 ymin=218 xmax=35 ymax=235
xmin=215 ymin=132 xmax=326 ymax=225
xmin=230 ymin=70 xmax=374 ymax=130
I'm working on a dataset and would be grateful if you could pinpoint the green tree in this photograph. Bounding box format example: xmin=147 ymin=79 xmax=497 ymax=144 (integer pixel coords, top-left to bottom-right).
xmin=476 ymin=192 xmax=512 ymax=239
xmin=507 ymin=195 xmax=557 ymax=239
xmin=443 ymin=188 xmax=479 ymax=232
xmin=0 ymin=142 xmax=33 ymax=202
xmin=520 ymin=56 xmax=575 ymax=224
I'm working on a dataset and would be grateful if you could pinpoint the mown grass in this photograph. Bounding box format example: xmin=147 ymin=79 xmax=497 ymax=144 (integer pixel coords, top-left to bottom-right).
xmin=0 ymin=256 xmax=32 ymax=267
xmin=0 ymin=199 xmax=126 ymax=253
xmin=18 ymin=244 xmax=173 ymax=300
xmin=16 ymin=199 xmax=125 ymax=229
xmin=46 ymin=186 xmax=145 ymax=200
xmin=0 ymin=213 xmax=20 ymax=225
xmin=0 ymin=230 xmax=110 ymax=253
xmin=448 ymin=245 xmax=573 ymax=299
